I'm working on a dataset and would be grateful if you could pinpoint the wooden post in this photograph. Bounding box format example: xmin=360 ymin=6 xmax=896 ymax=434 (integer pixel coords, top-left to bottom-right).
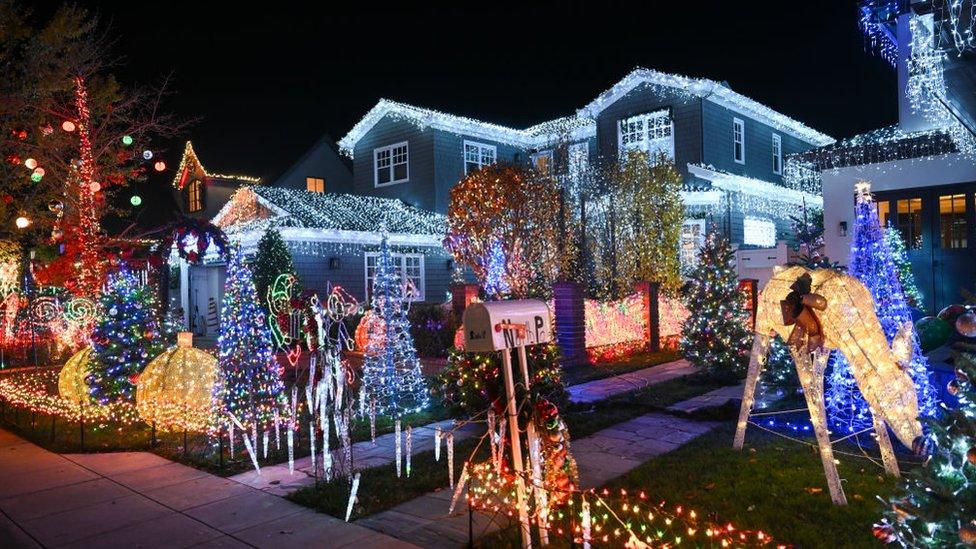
xmin=634 ymin=281 xmax=660 ymax=353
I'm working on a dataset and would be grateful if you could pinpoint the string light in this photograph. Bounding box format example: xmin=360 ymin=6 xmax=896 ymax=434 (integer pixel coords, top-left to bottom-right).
xmin=170 ymin=141 xmax=261 ymax=189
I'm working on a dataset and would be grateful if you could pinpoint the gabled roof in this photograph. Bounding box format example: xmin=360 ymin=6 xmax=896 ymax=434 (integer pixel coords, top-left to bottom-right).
xmin=577 ymin=68 xmax=835 ymax=146
xmin=170 ymin=141 xmax=261 ymax=189
xmin=213 ymin=186 xmax=445 ymax=240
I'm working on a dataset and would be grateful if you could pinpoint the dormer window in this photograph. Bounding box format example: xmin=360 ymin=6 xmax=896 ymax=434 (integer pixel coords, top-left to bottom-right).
xmin=188 ymin=179 xmax=203 ymax=212
xmin=306 ymin=177 xmax=325 ymax=193
xmin=618 ymin=110 xmax=673 ymax=161
xmin=374 ymin=142 xmax=409 ymax=187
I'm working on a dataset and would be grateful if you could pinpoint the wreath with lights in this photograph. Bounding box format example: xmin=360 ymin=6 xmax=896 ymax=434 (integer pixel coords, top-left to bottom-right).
xmin=157 ymin=218 xmax=229 ymax=264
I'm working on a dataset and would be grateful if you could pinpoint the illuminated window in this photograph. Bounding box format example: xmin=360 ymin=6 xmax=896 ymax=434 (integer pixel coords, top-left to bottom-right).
xmin=568 ymin=141 xmax=589 ymax=180
xmin=680 ymin=219 xmax=706 ymax=270
xmin=306 ymin=177 xmax=325 ymax=193
xmin=733 ymin=118 xmax=745 ymax=164
xmin=618 ymin=110 xmax=673 ymax=161
xmin=939 ymin=193 xmax=968 ymax=248
xmin=771 ymin=133 xmax=782 ymax=174
xmin=876 ymin=200 xmax=891 ymax=228
xmin=531 ymin=150 xmax=553 ymax=174
xmin=374 ymin=142 xmax=409 ymax=186
xmin=895 ymin=197 xmax=923 ymax=249
xmin=743 ymin=216 xmax=776 ymax=247
xmin=188 ymin=179 xmax=203 ymax=213
xmin=464 ymin=141 xmax=497 ymax=174
xmin=365 ymin=253 xmax=425 ymax=301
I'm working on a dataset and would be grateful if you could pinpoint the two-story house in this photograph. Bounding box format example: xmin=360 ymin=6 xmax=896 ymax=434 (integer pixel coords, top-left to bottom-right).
xmin=336 ymin=68 xmax=834 ymax=273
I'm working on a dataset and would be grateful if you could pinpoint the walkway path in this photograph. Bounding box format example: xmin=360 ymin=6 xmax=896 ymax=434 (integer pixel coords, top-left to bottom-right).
xmin=231 ymin=419 xmax=483 ymax=497
xmin=0 ymin=427 xmax=418 ymax=549
xmin=567 ymin=359 xmax=696 ymax=403
xmin=666 ymin=383 xmax=745 ymax=414
xmin=356 ymin=398 xmax=721 ymax=547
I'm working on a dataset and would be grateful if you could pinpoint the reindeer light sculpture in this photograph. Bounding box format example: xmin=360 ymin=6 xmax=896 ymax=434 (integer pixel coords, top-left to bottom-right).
xmin=733 ymin=265 xmax=923 ymax=505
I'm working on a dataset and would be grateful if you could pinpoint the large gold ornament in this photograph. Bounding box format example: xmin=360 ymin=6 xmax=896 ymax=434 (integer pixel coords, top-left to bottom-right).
xmin=136 ymin=333 xmax=219 ymax=432
xmin=734 ymin=266 xmax=923 ymax=505
xmin=58 ymin=347 xmax=93 ymax=405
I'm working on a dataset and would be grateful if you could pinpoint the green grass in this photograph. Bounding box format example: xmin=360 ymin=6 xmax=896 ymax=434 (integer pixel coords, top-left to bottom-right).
xmin=287 ymin=373 xmax=724 ymax=520
xmin=480 ymin=422 xmax=913 ymax=548
xmin=562 ymin=349 xmax=681 ymax=386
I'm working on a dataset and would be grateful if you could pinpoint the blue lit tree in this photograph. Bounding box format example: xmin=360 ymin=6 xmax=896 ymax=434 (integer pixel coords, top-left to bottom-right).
xmin=213 ymin=245 xmax=284 ymax=432
xmin=361 ymin=235 xmax=429 ymax=417
xmin=825 ymin=184 xmax=938 ymax=434
xmin=86 ymin=269 xmax=164 ymax=404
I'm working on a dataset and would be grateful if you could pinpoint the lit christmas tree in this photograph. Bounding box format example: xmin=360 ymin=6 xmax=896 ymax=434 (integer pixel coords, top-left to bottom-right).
xmin=679 ymin=228 xmax=752 ymax=382
xmin=884 ymin=225 xmax=924 ymax=309
xmin=825 ymin=183 xmax=937 ymax=434
xmin=253 ymin=228 xmax=299 ymax=311
xmin=875 ymin=344 xmax=976 ymax=546
xmin=361 ymin=235 xmax=429 ymax=417
xmin=86 ymin=269 xmax=164 ymax=404
xmin=213 ymin=245 xmax=284 ymax=432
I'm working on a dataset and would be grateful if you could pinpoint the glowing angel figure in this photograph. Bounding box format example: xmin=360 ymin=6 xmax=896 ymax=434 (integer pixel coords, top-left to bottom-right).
xmin=733 ymin=266 xmax=923 ymax=505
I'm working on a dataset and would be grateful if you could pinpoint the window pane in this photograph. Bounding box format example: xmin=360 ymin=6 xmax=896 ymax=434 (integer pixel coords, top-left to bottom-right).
xmin=876 ymin=200 xmax=890 ymax=228
xmin=378 ymin=168 xmax=391 ymax=184
xmin=939 ymin=193 xmax=968 ymax=249
xmin=895 ymin=198 xmax=923 ymax=249
xmin=393 ymin=163 xmax=407 ymax=181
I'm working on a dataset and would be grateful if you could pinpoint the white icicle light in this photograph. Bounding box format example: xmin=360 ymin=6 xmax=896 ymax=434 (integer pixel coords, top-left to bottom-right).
xmin=406 ymin=425 xmax=412 ymax=478
xmin=434 ymin=426 xmax=442 ymax=462
xmin=448 ymin=461 xmax=469 ymax=514
xmin=395 ymin=419 xmax=402 ymax=478
xmin=263 ymin=431 xmax=269 ymax=459
xmin=447 ymin=433 xmax=455 ymax=489
xmin=229 ymin=423 xmax=235 ymax=458
xmin=345 ymin=472 xmax=361 ymax=522
xmin=310 ymin=420 xmax=317 ymax=473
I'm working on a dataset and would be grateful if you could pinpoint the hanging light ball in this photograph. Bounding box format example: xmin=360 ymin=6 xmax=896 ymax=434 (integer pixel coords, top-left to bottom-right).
xmin=967 ymin=446 xmax=976 ymax=466
xmin=960 ymin=522 xmax=976 ymax=545
xmin=153 ymin=160 xmax=166 ymax=172
xmin=121 ymin=135 xmax=134 ymax=146
xmin=15 ymin=216 xmax=30 ymax=229
xmin=33 ymin=167 xmax=45 ymax=177
xmin=24 ymin=158 xmax=37 ymax=170
xmin=47 ymin=200 xmax=64 ymax=212
xmin=61 ymin=120 xmax=76 ymax=132
xmin=30 ymin=172 xmax=43 ymax=183
xmin=142 ymin=150 xmax=153 ymax=160
xmin=90 ymin=181 xmax=101 ymax=192
xmin=956 ymin=311 xmax=976 ymax=338
xmin=51 ymin=228 xmax=63 ymax=240
xmin=130 ymin=195 xmax=142 ymax=206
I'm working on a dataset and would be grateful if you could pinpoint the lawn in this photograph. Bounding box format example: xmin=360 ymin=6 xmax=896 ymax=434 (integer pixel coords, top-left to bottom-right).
xmin=287 ymin=371 xmax=724 ymax=520
xmin=561 ymin=349 xmax=681 ymax=386
xmin=478 ymin=421 xmax=914 ymax=548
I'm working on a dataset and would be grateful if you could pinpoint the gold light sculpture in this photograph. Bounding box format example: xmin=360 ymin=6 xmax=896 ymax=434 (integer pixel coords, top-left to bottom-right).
xmin=136 ymin=333 xmax=219 ymax=432
xmin=58 ymin=347 xmax=93 ymax=405
xmin=733 ymin=266 xmax=922 ymax=505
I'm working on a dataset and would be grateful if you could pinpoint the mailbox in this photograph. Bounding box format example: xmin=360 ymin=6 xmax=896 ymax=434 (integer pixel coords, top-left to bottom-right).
xmin=461 ymin=299 xmax=552 ymax=352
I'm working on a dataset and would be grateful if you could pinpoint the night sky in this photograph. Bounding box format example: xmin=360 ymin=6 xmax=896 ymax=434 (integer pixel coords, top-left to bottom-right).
xmin=35 ymin=1 xmax=897 ymax=193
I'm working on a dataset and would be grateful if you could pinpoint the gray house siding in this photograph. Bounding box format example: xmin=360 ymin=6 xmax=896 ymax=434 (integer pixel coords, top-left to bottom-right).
xmin=593 ymin=83 xmax=703 ymax=177
xmin=351 ymin=116 xmax=437 ymax=211
xmin=700 ymin=100 xmax=817 ymax=184
xmin=272 ymin=136 xmax=353 ymax=194
xmin=432 ymin=130 xmax=525 ymax=213
xmin=288 ymin=244 xmax=453 ymax=304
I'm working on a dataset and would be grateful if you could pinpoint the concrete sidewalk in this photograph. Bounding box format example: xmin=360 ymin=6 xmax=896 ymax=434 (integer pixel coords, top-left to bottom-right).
xmin=0 ymin=427 xmax=418 ymax=549
xmin=567 ymin=359 xmax=697 ymax=403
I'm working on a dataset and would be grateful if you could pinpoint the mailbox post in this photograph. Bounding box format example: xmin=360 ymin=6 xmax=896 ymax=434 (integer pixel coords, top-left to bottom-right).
xmin=462 ymin=300 xmax=552 ymax=549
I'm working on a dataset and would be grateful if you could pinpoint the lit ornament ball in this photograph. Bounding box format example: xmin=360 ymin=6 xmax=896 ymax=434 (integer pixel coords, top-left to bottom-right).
xmin=960 ymin=522 xmax=976 ymax=545
xmin=948 ymin=379 xmax=961 ymax=396
xmin=15 ymin=216 xmax=30 ymax=229
xmin=130 ymin=195 xmax=142 ymax=206
xmin=24 ymin=158 xmax=37 ymax=170
xmin=938 ymin=304 xmax=968 ymax=325
xmin=48 ymin=200 xmax=64 ymax=212
xmin=153 ymin=161 xmax=166 ymax=172
xmin=956 ymin=311 xmax=976 ymax=338
xmin=51 ymin=228 xmax=63 ymax=240
xmin=915 ymin=316 xmax=952 ymax=352
xmin=33 ymin=167 xmax=44 ymax=176
xmin=90 ymin=181 xmax=101 ymax=192
xmin=61 ymin=120 xmax=76 ymax=132
xmin=967 ymin=446 xmax=976 ymax=466
xmin=30 ymin=172 xmax=42 ymax=183
xmin=122 ymin=135 xmax=134 ymax=146
xmin=136 ymin=333 xmax=220 ymax=432
xmin=142 ymin=150 xmax=153 ymax=160
xmin=58 ymin=347 xmax=94 ymax=405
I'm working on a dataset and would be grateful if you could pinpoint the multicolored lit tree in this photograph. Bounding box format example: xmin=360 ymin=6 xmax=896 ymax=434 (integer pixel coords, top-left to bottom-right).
xmin=361 ymin=236 xmax=429 ymax=417
xmin=680 ymin=228 xmax=752 ymax=382
xmin=875 ymin=344 xmax=976 ymax=546
xmin=825 ymin=183 xmax=937 ymax=434
xmin=884 ymin=225 xmax=924 ymax=309
xmin=213 ymin=245 xmax=283 ymax=432
xmin=444 ymin=164 xmax=560 ymax=299
xmin=86 ymin=269 xmax=164 ymax=403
